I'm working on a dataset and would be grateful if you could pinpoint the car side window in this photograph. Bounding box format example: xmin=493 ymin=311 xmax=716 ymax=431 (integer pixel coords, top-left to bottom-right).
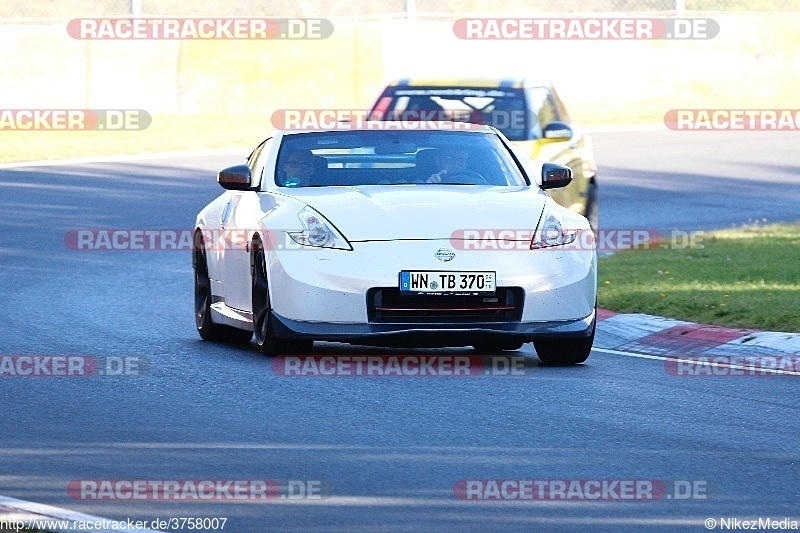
xmin=550 ymin=87 xmax=571 ymax=124
xmin=526 ymin=88 xmax=556 ymax=139
xmin=538 ymin=96 xmax=558 ymax=131
xmin=247 ymin=140 xmax=265 ymax=167
xmin=250 ymin=138 xmax=273 ymax=189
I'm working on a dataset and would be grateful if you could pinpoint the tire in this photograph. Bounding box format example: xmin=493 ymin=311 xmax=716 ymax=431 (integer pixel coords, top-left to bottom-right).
xmin=533 ymin=316 xmax=596 ymax=365
xmin=251 ymin=244 xmax=313 ymax=356
xmin=472 ymin=341 xmax=525 ymax=352
xmin=584 ymin=180 xmax=599 ymax=231
xmin=194 ymin=240 xmax=253 ymax=344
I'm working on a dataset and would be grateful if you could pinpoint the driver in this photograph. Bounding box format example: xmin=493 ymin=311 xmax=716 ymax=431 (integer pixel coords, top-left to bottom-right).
xmin=280 ymin=149 xmax=318 ymax=187
xmin=426 ymin=148 xmax=470 ymax=183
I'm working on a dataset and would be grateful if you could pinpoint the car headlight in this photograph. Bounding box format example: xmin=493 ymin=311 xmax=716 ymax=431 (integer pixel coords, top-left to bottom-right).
xmin=287 ymin=206 xmax=353 ymax=250
xmin=531 ymin=204 xmax=578 ymax=249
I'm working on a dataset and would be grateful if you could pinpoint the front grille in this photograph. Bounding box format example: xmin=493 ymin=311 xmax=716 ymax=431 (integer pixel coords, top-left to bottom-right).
xmin=367 ymin=287 xmax=524 ymax=323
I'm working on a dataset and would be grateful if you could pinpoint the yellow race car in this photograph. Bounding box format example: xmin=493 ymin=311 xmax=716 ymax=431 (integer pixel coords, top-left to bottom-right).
xmin=370 ymin=78 xmax=598 ymax=228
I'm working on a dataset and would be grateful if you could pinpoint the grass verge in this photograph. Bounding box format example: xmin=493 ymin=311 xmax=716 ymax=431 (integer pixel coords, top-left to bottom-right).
xmin=598 ymin=222 xmax=800 ymax=332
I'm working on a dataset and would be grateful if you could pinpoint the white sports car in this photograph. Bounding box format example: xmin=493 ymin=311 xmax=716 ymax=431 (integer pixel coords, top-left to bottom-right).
xmin=194 ymin=124 xmax=597 ymax=364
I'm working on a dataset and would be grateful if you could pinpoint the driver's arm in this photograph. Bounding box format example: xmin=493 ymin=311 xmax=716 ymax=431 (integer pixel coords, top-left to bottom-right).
xmin=426 ymin=170 xmax=447 ymax=183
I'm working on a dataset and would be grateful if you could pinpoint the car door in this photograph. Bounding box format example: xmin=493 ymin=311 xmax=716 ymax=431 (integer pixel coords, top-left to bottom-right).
xmin=220 ymin=139 xmax=273 ymax=312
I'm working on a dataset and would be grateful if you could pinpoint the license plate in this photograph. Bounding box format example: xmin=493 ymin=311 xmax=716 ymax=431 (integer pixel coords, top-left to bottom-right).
xmin=399 ymin=271 xmax=496 ymax=293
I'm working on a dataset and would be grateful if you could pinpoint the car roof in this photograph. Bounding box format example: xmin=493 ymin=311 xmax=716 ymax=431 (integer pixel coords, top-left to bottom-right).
xmin=275 ymin=122 xmax=500 ymax=136
xmin=384 ymin=78 xmax=553 ymax=90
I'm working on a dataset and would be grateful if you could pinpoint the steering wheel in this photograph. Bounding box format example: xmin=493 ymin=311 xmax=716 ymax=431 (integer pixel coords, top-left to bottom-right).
xmin=443 ymin=170 xmax=489 ymax=184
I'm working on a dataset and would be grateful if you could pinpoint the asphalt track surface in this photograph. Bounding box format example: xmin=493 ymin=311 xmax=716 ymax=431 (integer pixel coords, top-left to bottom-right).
xmin=592 ymin=129 xmax=800 ymax=230
xmin=0 ymin=130 xmax=798 ymax=532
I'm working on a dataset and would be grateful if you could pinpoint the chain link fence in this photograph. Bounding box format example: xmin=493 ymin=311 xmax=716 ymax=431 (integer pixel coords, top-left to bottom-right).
xmin=1 ymin=0 xmax=798 ymax=19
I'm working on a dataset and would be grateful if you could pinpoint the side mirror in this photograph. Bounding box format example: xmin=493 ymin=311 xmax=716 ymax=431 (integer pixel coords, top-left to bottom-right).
xmin=541 ymin=162 xmax=572 ymax=189
xmin=542 ymin=121 xmax=573 ymax=141
xmin=217 ymin=164 xmax=255 ymax=191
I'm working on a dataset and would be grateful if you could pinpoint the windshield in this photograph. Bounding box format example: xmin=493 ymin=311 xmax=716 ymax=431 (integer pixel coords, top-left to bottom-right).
xmin=275 ymin=130 xmax=528 ymax=188
xmin=371 ymin=87 xmax=530 ymax=141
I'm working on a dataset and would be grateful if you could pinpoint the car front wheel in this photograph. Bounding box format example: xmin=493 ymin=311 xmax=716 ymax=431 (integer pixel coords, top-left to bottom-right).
xmin=584 ymin=180 xmax=598 ymax=231
xmin=251 ymin=245 xmax=313 ymax=356
xmin=533 ymin=315 xmax=595 ymax=365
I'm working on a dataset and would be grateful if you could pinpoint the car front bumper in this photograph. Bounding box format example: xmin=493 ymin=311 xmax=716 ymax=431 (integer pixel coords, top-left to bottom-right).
xmin=268 ymin=239 xmax=597 ymax=325
xmin=271 ymin=308 xmax=595 ymax=347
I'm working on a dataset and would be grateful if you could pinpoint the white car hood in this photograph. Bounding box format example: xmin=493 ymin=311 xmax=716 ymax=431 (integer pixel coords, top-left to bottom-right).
xmin=284 ymin=185 xmax=547 ymax=241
